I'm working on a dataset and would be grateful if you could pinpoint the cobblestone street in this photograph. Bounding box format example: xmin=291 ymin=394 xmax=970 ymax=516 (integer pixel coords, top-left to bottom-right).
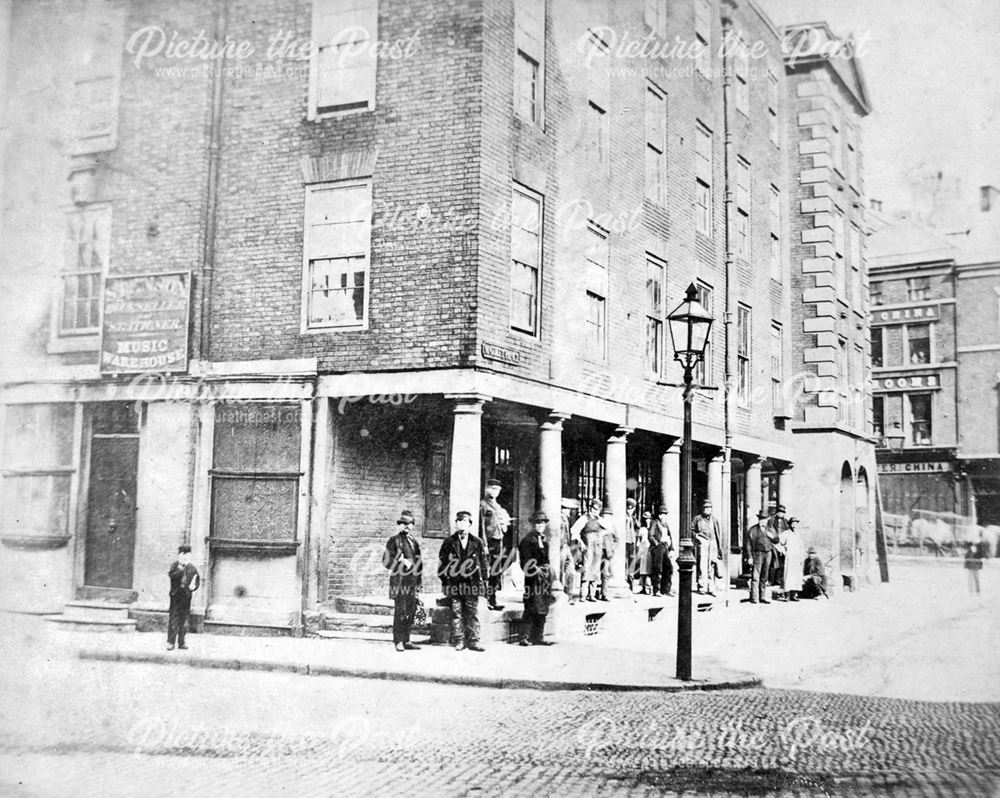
xmin=2 ymin=581 xmax=999 ymax=798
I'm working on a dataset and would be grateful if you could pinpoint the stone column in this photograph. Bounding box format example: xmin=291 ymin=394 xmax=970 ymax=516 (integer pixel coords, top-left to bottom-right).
xmin=707 ymin=453 xmax=724 ymax=517
xmin=778 ymin=463 xmax=795 ymax=512
xmin=445 ymin=395 xmax=488 ymax=532
xmin=744 ymin=457 xmax=763 ymax=545
xmin=539 ymin=411 xmax=570 ymax=591
xmin=660 ymin=440 xmax=681 ymax=522
xmin=605 ymin=426 xmax=632 ymax=597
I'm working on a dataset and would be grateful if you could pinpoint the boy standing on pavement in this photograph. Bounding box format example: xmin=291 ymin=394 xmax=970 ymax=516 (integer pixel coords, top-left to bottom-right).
xmin=518 ymin=511 xmax=553 ymax=646
xmin=438 ymin=511 xmax=488 ymax=652
xmin=167 ymin=545 xmax=200 ymax=651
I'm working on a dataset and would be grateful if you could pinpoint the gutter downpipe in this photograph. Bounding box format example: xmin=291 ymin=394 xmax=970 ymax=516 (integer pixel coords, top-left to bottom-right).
xmin=199 ymin=0 xmax=227 ymax=362
xmin=720 ymin=3 xmax=736 ymax=608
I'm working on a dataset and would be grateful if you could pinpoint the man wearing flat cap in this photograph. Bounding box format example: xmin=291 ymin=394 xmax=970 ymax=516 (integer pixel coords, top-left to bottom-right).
xmin=437 ymin=510 xmax=488 ymax=651
xmin=648 ymin=505 xmax=675 ymax=597
xmin=623 ymin=498 xmax=638 ymax=592
xmin=518 ymin=511 xmax=553 ymax=645
xmin=480 ymin=478 xmax=512 ymax=611
xmin=383 ymin=510 xmax=423 ymax=651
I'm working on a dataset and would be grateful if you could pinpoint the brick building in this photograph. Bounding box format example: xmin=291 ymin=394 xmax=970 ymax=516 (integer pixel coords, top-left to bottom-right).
xmin=0 ymin=0 xmax=878 ymax=630
xmin=867 ymin=186 xmax=1000 ymax=526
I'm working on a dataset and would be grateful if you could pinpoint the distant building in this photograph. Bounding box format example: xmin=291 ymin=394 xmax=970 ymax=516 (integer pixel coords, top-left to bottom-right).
xmin=867 ymin=185 xmax=1000 ymax=526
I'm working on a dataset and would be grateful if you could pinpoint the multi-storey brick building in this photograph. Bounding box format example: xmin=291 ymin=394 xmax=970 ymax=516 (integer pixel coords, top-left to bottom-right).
xmin=0 ymin=0 xmax=877 ymax=630
xmin=868 ymin=186 xmax=1000 ymax=527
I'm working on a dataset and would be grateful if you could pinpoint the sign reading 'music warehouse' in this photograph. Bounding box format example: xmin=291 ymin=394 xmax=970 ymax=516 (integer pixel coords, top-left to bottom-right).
xmin=100 ymin=272 xmax=191 ymax=374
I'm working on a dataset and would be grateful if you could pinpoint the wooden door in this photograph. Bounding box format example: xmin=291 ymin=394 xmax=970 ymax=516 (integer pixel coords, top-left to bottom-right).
xmin=84 ymin=436 xmax=139 ymax=588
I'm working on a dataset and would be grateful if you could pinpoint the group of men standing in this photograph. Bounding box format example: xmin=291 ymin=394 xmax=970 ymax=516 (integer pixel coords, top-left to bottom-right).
xmin=381 ymin=479 xmax=828 ymax=652
xmin=382 ymin=479 xmax=555 ymax=651
xmin=743 ymin=505 xmax=826 ymax=602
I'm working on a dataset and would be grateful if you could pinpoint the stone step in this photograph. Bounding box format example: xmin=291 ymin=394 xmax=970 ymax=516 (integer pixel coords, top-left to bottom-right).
xmin=42 ymin=614 xmax=137 ymax=633
xmin=331 ymin=596 xmax=394 ymax=616
xmin=320 ymin=612 xmax=429 ymax=636
xmin=63 ymin=601 xmax=131 ymax=622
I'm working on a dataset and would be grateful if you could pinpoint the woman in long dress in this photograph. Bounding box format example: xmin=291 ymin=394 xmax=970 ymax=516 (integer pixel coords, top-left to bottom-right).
xmin=779 ymin=517 xmax=806 ymax=600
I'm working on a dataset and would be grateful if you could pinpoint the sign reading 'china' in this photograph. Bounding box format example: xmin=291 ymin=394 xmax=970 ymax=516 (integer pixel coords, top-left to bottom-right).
xmin=870 ymin=304 xmax=939 ymax=325
xmin=100 ymin=272 xmax=191 ymax=374
xmin=878 ymin=461 xmax=950 ymax=474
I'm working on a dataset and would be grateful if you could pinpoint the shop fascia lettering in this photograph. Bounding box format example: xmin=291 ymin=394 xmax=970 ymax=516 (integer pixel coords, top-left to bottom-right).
xmin=870 ymin=305 xmax=938 ymax=324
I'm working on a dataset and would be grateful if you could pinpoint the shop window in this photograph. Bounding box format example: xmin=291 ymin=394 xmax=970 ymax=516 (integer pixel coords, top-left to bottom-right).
xmin=906 ymin=324 xmax=931 ymax=364
xmin=1 ymin=404 xmax=75 ymax=540
xmin=210 ymin=404 xmax=302 ymax=544
xmin=310 ymin=0 xmax=378 ymax=117
xmin=908 ymin=394 xmax=932 ymax=446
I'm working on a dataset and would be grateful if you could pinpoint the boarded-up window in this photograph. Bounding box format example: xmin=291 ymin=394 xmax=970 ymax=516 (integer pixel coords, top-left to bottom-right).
xmin=211 ymin=404 xmax=301 ymax=542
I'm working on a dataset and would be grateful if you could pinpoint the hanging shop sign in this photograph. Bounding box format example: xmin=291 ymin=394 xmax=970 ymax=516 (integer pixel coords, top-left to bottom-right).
xmin=100 ymin=271 xmax=191 ymax=374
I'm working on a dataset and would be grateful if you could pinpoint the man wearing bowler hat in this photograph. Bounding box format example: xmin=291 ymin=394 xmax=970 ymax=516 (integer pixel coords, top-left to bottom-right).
xmin=437 ymin=510 xmax=488 ymax=651
xmin=745 ymin=509 xmax=777 ymax=604
xmin=480 ymin=478 xmax=511 ymax=610
xmin=383 ymin=510 xmax=423 ymax=651
xmin=167 ymin=544 xmax=200 ymax=651
xmin=518 ymin=511 xmax=553 ymax=645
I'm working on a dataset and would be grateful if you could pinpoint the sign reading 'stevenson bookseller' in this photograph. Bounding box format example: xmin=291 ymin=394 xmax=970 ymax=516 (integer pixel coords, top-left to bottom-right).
xmin=100 ymin=272 xmax=191 ymax=374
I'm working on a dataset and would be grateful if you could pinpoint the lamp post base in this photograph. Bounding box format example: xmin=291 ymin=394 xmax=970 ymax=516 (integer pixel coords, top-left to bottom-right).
xmin=676 ymin=549 xmax=695 ymax=681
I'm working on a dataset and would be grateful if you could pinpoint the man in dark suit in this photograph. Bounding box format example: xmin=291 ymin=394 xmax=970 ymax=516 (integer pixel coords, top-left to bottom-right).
xmin=383 ymin=510 xmax=423 ymax=651
xmin=167 ymin=544 xmax=200 ymax=651
xmin=648 ymin=506 xmax=675 ymax=597
xmin=438 ymin=510 xmax=488 ymax=652
xmin=745 ymin=510 xmax=777 ymax=604
xmin=518 ymin=511 xmax=553 ymax=646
